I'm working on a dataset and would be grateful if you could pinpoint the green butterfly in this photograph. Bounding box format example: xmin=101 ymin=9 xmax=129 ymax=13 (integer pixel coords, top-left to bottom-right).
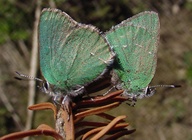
xmin=105 ymin=11 xmax=180 ymax=100
xmin=105 ymin=11 xmax=160 ymax=99
xmin=12 ymin=8 xmax=114 ymax=107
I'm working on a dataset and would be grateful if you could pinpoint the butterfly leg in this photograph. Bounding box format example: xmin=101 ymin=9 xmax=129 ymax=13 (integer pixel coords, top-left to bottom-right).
xmin=122 ymin=91 xmax=138 ymax=107
xmin=61 ymin=95 xmax=72 ymax=121
xmin=60 ymin=86 xmax=85 ymax=120
xmin=69 ymin=86 xmax=85 ymax=98
xmin=126 ymin=96 xmax=137 ymax=107
xmin=103 ymin=86 xmax=116 ymax=96
xmin=98 ymin=53 xmax=115 ymax=66
xmin=53 ymin=95 xmax=63 ymax=106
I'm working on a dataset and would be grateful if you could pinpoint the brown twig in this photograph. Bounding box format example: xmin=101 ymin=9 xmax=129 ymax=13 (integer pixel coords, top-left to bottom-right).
xmin=74 ymin=102 xmax=120 ymax=121
xmin=28 ymin=102 xmax=57 ymax=119
xmin=0 ymin=125 xmax=64 ymax=140
xmin=0 ymin=90 xmax=135 ymax=140
xmin=56 ymin=105 xmax=75 ymax=140
xmin=89 ymin=115 xmax=127 ymax=140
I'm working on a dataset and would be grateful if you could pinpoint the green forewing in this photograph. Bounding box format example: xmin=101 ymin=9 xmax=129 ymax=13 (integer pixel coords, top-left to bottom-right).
xmin=39 ymin=8 xmax=112 ymax=90
xmin=105 ymin=11 xmax=159 ymax=92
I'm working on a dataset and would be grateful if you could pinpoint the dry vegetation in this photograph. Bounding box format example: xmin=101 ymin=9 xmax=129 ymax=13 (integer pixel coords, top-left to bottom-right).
xmin=0 ymin=0 xmax=192 ymax=139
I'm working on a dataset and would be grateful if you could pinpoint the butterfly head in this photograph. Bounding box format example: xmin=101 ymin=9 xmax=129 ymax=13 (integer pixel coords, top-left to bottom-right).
xmin=15 ymin=71 xmax=57 ymax=97
xmin=123 ymin=84 xmax=181 ymax=100
xmin=142 ymin=84 xmax=181 ymax=98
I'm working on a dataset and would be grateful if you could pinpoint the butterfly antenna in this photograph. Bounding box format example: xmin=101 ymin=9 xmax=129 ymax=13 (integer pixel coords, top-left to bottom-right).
xmin=15 ymin=71 xmax=43 ymax=82
xmin=149 ymin=84 xmax=181 ymax=89
xmin=144 ymin=84 xmax=181 ymax=98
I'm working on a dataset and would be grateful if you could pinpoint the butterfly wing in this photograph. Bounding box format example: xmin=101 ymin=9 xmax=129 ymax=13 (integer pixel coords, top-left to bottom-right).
xmin=39 ymin=8 xmax=113 ymax=90
xmin=105 ymin=11 xmax=160 ymax=93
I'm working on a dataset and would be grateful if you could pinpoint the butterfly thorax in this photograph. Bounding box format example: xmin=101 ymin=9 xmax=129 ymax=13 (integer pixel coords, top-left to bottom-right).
xmin=41 ymin=81 xmax=85 ymax=102
xmin=122 ymin=86 xmax=157 ymax=99
xmin=111 ymin=70 xmax=156 ymax=99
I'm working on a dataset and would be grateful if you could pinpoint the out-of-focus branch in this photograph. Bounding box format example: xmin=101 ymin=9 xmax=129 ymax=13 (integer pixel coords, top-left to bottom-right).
xmin=49 ymin=0 xmax=56 ymax=8
xmin=0 ymin=84 xmax=24 ymax=130
xmin=18 ymin=40 xmax=30 ymax=63
xmin=24 ymin=0 xmax=41 ymax=136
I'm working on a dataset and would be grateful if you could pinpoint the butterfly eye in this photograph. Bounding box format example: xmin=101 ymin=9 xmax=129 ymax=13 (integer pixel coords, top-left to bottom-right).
xmin=43 ymin=81 xmax=50 ymax=91
xmin=144 ymin=87 xmax=156 ymax=97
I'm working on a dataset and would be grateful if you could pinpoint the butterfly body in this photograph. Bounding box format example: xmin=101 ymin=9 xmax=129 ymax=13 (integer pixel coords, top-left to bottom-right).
xmin=39 ymin=8 xmax=114 ymax=100
xmin=105 ymin=11 xmax=160 ymax=99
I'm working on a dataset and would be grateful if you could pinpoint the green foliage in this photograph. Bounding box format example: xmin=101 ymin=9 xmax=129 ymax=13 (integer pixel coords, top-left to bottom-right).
xmin=49 ymin=0 xmax=152 ymax=31
xmin=0 ymin=108 xmax=7 ymax=135
xmin=0 ymin=0 xmax=30 ymax=44
xmin=185 ymin=0 xmax=192 ymax=11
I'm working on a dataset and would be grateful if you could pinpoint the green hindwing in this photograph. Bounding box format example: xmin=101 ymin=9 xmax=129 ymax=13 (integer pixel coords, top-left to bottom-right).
xmin=105 ymin=11 xmax=160 ymax=95
xmin=39 ymin=8 xmax=113 ymax=91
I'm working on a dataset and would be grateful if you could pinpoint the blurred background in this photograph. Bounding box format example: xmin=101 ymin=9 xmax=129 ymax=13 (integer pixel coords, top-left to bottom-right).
xmin=0 ymin=0 xmax=191 ymax=139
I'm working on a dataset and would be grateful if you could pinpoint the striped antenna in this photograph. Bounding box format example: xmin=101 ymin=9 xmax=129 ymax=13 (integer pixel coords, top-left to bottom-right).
xmin=15 ymin=71 xmax=43 ymax=82
xmin=145 ymin=84 xmax=181 ymax=98
xmin=149 ymin=84 xmax=181 ymax=89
